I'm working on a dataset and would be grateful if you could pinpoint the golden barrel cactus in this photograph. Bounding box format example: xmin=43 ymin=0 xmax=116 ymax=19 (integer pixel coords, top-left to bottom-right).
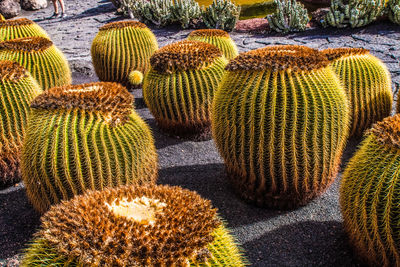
xmin=0 ymin=18 xmax=49 ymax=41
xmin=21 ymin=184 xmax=246 ymax=266
xmin=91 ymin=21 xmax=158 ymax=86
xmin=212 ymin=45 xmax=350 ymax=208
xmin=341 ymin=114 xmax=400 ymax=267
xmin=322 ymin=48 xmax=393 ymax=137
xmin=22 ymin=82 xmax=158 ymax=214
xmin=143 ymin=40 xmax=228 ymax=139
xmin=0 ymin=14 xmax=5 ymax=21
xmin=0 ymin=60 xmax=42 ymax=186
xmin=187 ymin=29 xmax=238 ymax=60
xmin=0 ymin=37 xmax=71 ymax=90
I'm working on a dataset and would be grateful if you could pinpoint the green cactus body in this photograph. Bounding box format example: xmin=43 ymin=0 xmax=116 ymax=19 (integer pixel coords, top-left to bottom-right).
xmin=202 ymin=0 xmax=241 ymax=32
xmin=91 ymin=21 xmax=158 ymax=86
xmin=389 ymin=0 xmax=400 ymax=24
xmin=0 ymin=18 xmax=49 ymax=41
xmin=0 ymin=37 xmax=71 ymax=90
xmin=22 ymin=82 xmax=158 ymax=214
xmin=143 ymin=40 xmax=228 ymax=139
xmin=323 ymin=48 xmax=392 ymax=137
xmin=267 ymin=0 xmax=310 ymax=33
xmin=212 ymin=45 xmax=350 ymax=209
xmin=187 ymin=29 xmax=238 ymax=60
xmin=340 ymin=115 xmax=400 ymax=267
xmin=0 ymin=60 xmax=42 ymax=186
xmin=22 ymin=184 xmax=246 ymax=266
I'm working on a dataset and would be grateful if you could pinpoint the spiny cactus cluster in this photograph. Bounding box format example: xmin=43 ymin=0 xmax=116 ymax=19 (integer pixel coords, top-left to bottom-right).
xmin=0 ymin=18 xmax=49 ymax=41
xmin=170 ymin=0 xmax=202 ymax=29
xmin=267 ymin=0 xmax=310 ymax=33
xmin=389 ymin=0 xmax=400 ymax=24
xmin=202 ymin=0 xmax=241 ymax=31
xmin=322 ymin=0 xmax=387 ymax=28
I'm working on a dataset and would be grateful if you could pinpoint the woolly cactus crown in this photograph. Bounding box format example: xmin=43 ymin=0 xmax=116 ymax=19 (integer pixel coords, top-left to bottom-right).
xmin=0 ymin=36 xmax=52 ymax=52
xmin=99 ymin=20 xmax=147 ymax=31
xmin=150 ymin=40 xmax=223 ymax=73
xmin=0 ymin=60 xmax=28 ymax=81
xmin=367 ymin=115 xmax=400 ymax=148
xmin=322 ymin=47 xmax=370 ymax=61
xmin=188 ymin=29 xmax=230 ymax=38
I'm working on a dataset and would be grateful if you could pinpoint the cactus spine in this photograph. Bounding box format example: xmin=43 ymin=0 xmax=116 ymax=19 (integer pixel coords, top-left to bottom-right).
xmin=187 ymin=29 xmax=238 ymax=60
xmin=267 ymin=0 xmax=310 ymax=33
xmin=0 ymin=37 xmax=71 ymax=90
xmin=0 ymin=60 xmax=42 ymax=186
xmin=143 ymin=40 xmax=228 ymax=139
xmin=22 ymin=184 xmax=246 ymax=266
xmin=340 ymin=115 xmax=400 ymax=267
xmin=212 ymin=45 xmax=350 ymax=208
xmin=0 ymin=18 xmax=49 ymax=41
xmin=91 ymin=21 xmax=158 ymax=86
xmin=22 ymin=82 xmax=158 ymax=214
xmin=323 ymin=48 xmax=392 ymax=137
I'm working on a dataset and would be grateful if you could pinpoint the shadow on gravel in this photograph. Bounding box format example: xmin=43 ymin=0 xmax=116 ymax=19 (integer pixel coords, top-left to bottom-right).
xmin=64 ymin=2 xmax=115 ymax=21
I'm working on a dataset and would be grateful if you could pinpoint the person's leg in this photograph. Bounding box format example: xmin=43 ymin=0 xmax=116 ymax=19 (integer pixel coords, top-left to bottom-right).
xmin=52 ymin=0 xmax=59 ymax=14
xmin=58 ymin=0 xmax=65 ymax=13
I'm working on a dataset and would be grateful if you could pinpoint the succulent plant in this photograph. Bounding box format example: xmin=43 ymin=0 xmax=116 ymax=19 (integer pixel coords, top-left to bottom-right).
xmin=0 ymin=60 xmax=42 ymax=186
xmin=21 ymin=82 xmax=158 ymax=214
xmin=170 ymin=0 xmax=202 ymax=29
xmin=202 ymin=0 xmax=241 ymax=32
xmin=322 ymin=0 xmax=387 ymax=28
xmin=0 ymin=18 xmax=49 ymax=41
xmin=0 ymin=37 xmax=71 ymax=90
xmin=212 ymin=45 xmax=350 ymax=209
xmin=143 ymin=40 xmax=228 ymax=139
xmin=322 ymin=48 xmax=392 ymax=137
xmin=127 ymin=0 xmax=175 ymax=27
xmin=21 ymin=184 xmax=246 ymax=266
xmin=187 ymin=29 xmax=238 ymax=60
xmin=267 ymin=0 xmax=310 ymax=33
xmin=341 ymin=114 xmax=400 ymax=267
xmin=389 ymin=0 xmax=400 ymax=24
xmin=91 ymin=21 xmax=158 ymax=86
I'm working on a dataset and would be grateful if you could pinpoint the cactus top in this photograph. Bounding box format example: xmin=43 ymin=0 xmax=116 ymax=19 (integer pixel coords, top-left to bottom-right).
xmin=150 ymin=40 xmax=223 ymax=73
xmin=367 ymin=115 xmax=400 ymax=148
xmin=0 ymin=60 xmax=28 ymax=82
xmin=0 ymin=37 xmax=53 ymax=52
xmin=226 ymin=45 xmax=330 ymax=72
xmin=188 ymin=29 xmax=230 ymax=38
xmin=30 ymin=82 xmax=134 ymax=126
xmin=99 ymin=20 xmax=147 ymax=31
xmin=0 ymin=18 xmax=34 ymax=28
xmin=322 ymin=48 xmax=370 ymax=61
xmin=35 ymin=184 xmax=220 ymax=266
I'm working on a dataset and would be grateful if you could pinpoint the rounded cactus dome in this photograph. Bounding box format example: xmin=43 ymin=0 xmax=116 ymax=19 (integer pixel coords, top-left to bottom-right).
xmin=226 ymin=45 xmax=330 ymax=72
xmin=367 ymin=114 xmax=400 ymax=148
xmin=150 ymin=40 xmax=223 ymax=73
xmin=36 ymin=184 xmax=220 ymax=266
xmin=0 ymin=36 xmax=53 ymax=52
xmin=0 ymin=60 xmax=28 ymax=81
xmin=188 ymin=29 xmax=230 ymax=38
xmin=322 ymin=47 xmax=370 ymax=61
xmin=99 ymin=20 xmax=147 ymax=31
xmin=0 ymin=18 xmax=35 ymax=27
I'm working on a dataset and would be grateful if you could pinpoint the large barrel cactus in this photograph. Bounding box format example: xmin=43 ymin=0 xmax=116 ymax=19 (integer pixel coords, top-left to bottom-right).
xmin=341 ymin=114 xmax=400 ymax=267
xmin=22 ymin=82 xmax=158 ymax=214
xmin=143 ymin=40 xmax=228 ymax=139
xmin=0 ymin=37 xmax=71 ymax=90
xmin=91 ymin=21 xmax=158 ymax=86
xmin=21 ymin=184 xmax=246 ymax=266
xmin=0 ymin=18 xmax=49 ymax=41
xmin=187 ymin=29 xmax=238 ymax=60
xmin=323 ymin=48 xmax=392 ymax=137
xmin=0 ymin=14 xmax=5 ymax=21
xmin=212 ymin=45 xmax=350 ymax=208
xmin=0 ymin=60 xmax=42 ymax=186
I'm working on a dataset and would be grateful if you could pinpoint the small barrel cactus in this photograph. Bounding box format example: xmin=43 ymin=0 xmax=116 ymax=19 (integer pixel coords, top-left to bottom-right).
xmin=0 ymin=18 xmax=49 ymax=41
xmin=187 ymin=29 xmax=238 ymax=60
xmin=267 ymin=0 xmax=310 ymax=33
xmin=0 ymin=60 xmax=42 ymax=186
xmin=341 ymin=114 xmax=400 ymax=267
xmin=0 ymin=37 xmax=71 ymax=90
xmin=91 ymin=21 xmax=158 ymax=86
xmin=212 ymin=45 xmax=350 ymax=209
xmin=21 ymin=184 xmax=246 ymax=266
xmin=389 ymin=0 xmax=400 ymax=24
xmin=322 ymin=48 xmax=392 ymax=137
xmin=143 ymin=40 xmax=228 ymax=139
xmin=22 ymin=82 xmax=158 ymax=213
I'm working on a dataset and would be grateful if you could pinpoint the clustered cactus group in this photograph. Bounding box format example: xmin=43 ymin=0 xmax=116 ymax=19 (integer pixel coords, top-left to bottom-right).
xmin=267 ymin=0 xmax=310 ymax=33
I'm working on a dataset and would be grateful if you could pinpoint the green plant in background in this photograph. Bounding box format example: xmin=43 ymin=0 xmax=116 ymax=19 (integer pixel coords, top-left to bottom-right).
xmin=21 ymin=82 xmax=158 ymax=214
xmin=143 ymin=40 xmax=228 ymax=139
xmin=322 ymin=48 xmax=392 ymax=137
xmin=212 ymin=45 xmax=350 ymax=209
xmin=0 ymin=60 xmax=42 ymax=186
xmin=267 ymin=0 xmax=310 ymax=33
xmin=170 ymin=0 xmax=202 ymax=28
xmin=389 ymin=0 xmax=400 ymax=24
xmin=22 ymin=184 xmax=247 ymax=266
xmin=0 ymin=37 xmax=71 ymax=90
xmin=91 ymin=21 xmax=158 ymax=86
xmin=340 ymin=115 xmax=400 ymax=267
xmin=202 ymin=0 xmax=241 ymax=32
xmin=322 ymin=0 xmax=387 ymax=28
xmin=126 ymin=0 xmax=174 ymax=27
xmin=0 ymin=18 xmax=49 ymax=41
xmin=187 ymin=29 xmax=239 ymax=60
